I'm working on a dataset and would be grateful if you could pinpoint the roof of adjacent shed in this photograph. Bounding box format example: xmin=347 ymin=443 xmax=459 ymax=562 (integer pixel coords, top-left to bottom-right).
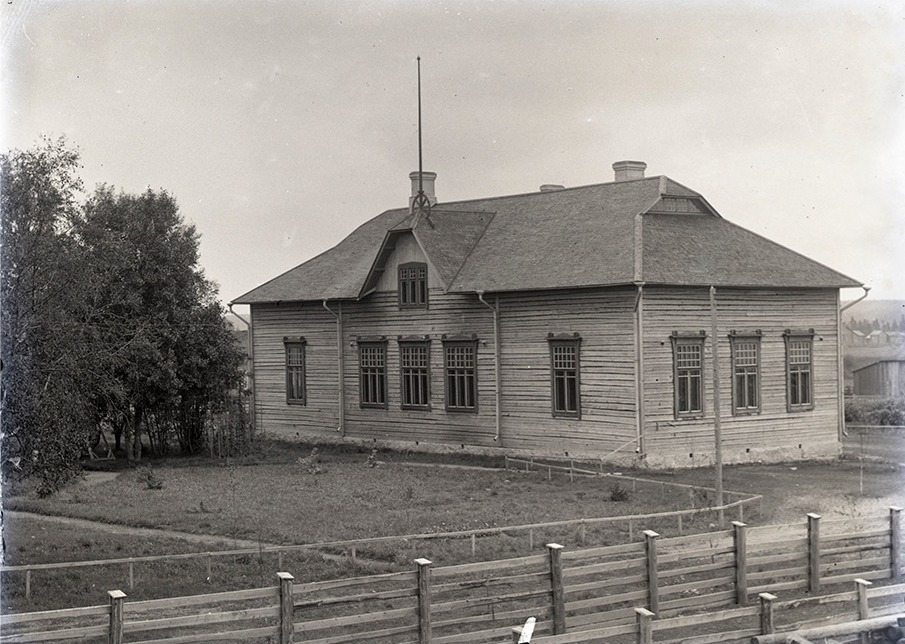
xmin=233 ymin=175 xmax=861 ymax=304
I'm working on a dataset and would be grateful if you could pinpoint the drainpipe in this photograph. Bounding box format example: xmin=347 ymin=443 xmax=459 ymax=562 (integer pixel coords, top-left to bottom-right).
xmin=477 ymin=291 xmax=502 ymax=444
xmin=838 ymin=286 xmax=870 ymax=438
xmin=633 ymin=283 xmax=645 ymax=456
xmin=322 ymin=300 xmax=345 ymax=435
xmin=710 ymin=286 xmax=724 ymax=521
xmin=228 ymin=303 xmax=255 ymax=435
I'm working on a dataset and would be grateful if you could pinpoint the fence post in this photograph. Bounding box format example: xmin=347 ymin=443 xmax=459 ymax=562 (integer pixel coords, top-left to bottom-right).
xmin=807 ymin=513 xmax=821 ymax=593
xmin=644 ymin=530 xmax=660 ymax=614
xmin=206 ymin=553 xmax=212 ymax=582
xmin=855 ymin=578 xmax=872 ymax=620
xmin=635 ymin=607 xmax=655 ymax=644
xmin=108 ymin=589 xmax=126 ymax=644
xmin=278 ymin=572 xmax=294 ymax=644
xmin=547 ymin=543 xmax=566 ymax=634
xmin=733 ymin=521 xmax=748 ymax=606
xmin=415 ymin=558 xmax=433 ymax=644
xmin=128 ymin=561 xmax=134 ymax=590
xmin=25 ymin=569 xmax=31 ymax=601
xmin=890 ymin=506 xmax=902 ymax=581
xmin=758 ymin=592 xmax=777 ymax=635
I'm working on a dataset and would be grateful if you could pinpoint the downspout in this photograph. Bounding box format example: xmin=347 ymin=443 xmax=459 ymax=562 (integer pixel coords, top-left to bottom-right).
xmin=710 ymin=286 xmax=724 ymax=520
xmin=322 ymin=300 xmax=345 ymax=435
xmin=228 ymin=303 xmax=255 ymax=435
xmin=838 ymin=286 xmax=870 ymax=438
xmin=477 ymin=291 xmax=502 ymax=444
xmin=633 ymin=283 xmax=645 ymax=457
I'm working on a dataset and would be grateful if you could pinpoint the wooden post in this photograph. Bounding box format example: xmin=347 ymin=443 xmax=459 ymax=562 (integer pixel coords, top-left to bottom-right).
xmin=471 ymin=533 xmax=476 ymax=556
xmin=807 ymin=513 xmax=821 ymax=593
xmin=529 ymin=528 xmax=534 ymax=550
xmin=758 ymin=592 xmax=777 ymax=635
xmin=580 ymin=520 xmax=586 ymax=546
xmin=350 ymin=546 xmax=357 ymax=563
xmin=738 ymin=503 xmax=744 ymax=523
xmin=547 ymin=543 xmax=566 ymax=634
xmin=733 ymin=521 xmax=748 ymax=606
xmin=415 ymin=558 xmax=432 ymax=644
xmin=677 ymin=514 xmax=683 ymax=535
xmin=278 ymin=572 xmax=294 ymax=644
xmin=890 ymin=506 xmax=902 ymax=581
xmin=629 ymin=521 xmax=634 ymax=541
xmin=856 ymin=578 xmax=872 ymax=644
xmin=278 ymin=549 xmax=284 ymax=570
xmin=25 ymin=569 xmax=31 ymax=601
xmin=504 ymin=455 xmax=509 ymax=470
xmin=855 ymin=578 xmax=872 ymax=620
xmin=108 ymin=590 xmax=126 ymax=644
xmin=710 ymin=286 xmax=724 ymax=526
xmin=128 ymin=561 xmax=134 ymax=590
xmin=635 ymin=607 xmax=655 ymax=644
xmin=206 ymin=553 xmax=212 ymax=582
xmin=644 ymin=530 xmax=660 ymax=614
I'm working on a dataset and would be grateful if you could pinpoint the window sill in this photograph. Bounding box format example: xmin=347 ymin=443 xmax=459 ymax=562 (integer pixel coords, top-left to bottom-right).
xmin=787 ymin=405 xmax=815 ymax=413
xmin=445 ymin=407 xmax=478 ymax=414
xmin=360 ymin=403 xmax=388 ymax=410
xmin=553 ymin=412 xmax=581 ymax=420
xmin=732 ymin=409 xmax=761 ymax=417
xmin=401 ymin=405 xmax=432 ymax=412
xmin=286 ymin=400 xmax=307 ymax=406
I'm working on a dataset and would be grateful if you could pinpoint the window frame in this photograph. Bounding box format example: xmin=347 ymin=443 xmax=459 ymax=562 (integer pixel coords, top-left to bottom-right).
xmin=443 ymin=336 xmax=478 ymax=413
xmin=730 ymin=331 xmax=762 ymax=416
xmin=284 ymin=337 xmax=307 ymax=406
xmin=357 ymin=339 xmax=388 ymax=409
xmin=784 ymin=329 xmax=815 ymax=412
xmin=548 ymin=334 xmax=581 ymax=419
xmin=671 ymin=331 xmax=706 ymax=420
xmin=399 ymin=339 xmax=432 ymax=411
xmin=398 ymin=262 xmax=428 ymax=309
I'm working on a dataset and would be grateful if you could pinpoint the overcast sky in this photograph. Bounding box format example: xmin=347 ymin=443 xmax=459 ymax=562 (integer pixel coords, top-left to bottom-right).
xmin=3 ymin=0 xmax=903 ymax=313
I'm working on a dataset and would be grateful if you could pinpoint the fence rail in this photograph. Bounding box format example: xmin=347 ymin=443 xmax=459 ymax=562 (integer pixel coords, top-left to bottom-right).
xmin=2 ymin=507 xmax=902 ymax=643
xmin=2 ymin=461 xmax=762 ymax=603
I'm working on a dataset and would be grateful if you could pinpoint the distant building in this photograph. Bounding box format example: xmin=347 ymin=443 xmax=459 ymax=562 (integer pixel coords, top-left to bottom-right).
xmin=235 ymin=161 xmax=861 ymax=467
xmin=852 ymin=360 xmax=905 ymax=397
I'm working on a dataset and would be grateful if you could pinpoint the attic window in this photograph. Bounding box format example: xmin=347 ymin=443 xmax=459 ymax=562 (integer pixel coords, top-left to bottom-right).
xmin=399 ymin=262 xmax=428 ymax=308
xmin=649 ymin=197 xmax=706 ymax=214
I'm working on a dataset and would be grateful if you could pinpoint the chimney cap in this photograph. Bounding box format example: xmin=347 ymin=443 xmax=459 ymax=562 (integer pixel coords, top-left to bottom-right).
xmin=612 ymin=160 xmax=647 ymax=182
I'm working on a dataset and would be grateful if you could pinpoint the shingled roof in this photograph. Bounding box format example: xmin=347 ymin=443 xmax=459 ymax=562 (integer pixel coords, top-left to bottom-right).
xmin=233 ymin=175 xmax=860 ymax=304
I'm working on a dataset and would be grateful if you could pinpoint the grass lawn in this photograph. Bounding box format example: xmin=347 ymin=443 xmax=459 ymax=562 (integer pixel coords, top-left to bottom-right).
xmin=4 ymin=447 xmax=697 ymax=546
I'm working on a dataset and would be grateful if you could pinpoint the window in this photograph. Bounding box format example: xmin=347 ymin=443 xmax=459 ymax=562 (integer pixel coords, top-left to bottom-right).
xmin=358 ymin=341 xmax=387 ymax=408
xmin=398 ymin=262 xmax=428 ymax=308
xmin=672 ymin=333 xmax=705 ymax=419
xmin=444 ymin=339 xmax=477 ymax=412
xmin=549 ymin=335 xmax=581 ymax=418
xmin=785 ymin=331 xmax=814 ymax=411
xmin=284 ymin=338 xmax=306 ymax=405
xmin=731 ymin=333 xmax=761 ymax=415
xmin=400 ymin=342 xmax=431 ymax=409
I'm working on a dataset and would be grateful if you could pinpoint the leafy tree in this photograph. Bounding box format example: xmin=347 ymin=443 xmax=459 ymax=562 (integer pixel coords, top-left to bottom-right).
xmin=0 ymin=138 xmax=100 ymax=493
xmin=2 ymin=138 xmax=246 ymax=493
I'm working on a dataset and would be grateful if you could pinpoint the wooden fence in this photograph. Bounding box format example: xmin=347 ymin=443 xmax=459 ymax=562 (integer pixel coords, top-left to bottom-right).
xmin=1 ymin=508 xmax=901 ymax=643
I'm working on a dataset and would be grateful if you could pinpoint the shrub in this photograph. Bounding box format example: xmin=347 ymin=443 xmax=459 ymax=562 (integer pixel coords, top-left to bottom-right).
xmin=609 ymin=483 xmax=629 ymax=502
xmin=845 ymin=397 xmax=905 ymax=426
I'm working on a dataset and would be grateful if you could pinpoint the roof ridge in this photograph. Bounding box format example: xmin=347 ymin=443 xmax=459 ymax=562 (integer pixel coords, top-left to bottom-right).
xmin=428 ymin=176 xmax=665 ymax=208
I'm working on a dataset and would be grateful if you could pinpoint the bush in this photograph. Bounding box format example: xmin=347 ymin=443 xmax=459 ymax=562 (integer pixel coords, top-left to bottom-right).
xmin=845 ymin=397 xmax=905 ymax=426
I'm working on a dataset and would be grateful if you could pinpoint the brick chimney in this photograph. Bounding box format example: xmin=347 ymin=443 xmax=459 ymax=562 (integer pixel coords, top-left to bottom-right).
xmin=409 ymin=171 xmax=438 ymax=208
xmin=612 ymin=161 xmax=647 ymax=182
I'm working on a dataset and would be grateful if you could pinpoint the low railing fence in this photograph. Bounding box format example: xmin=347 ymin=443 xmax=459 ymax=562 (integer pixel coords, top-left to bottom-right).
xmin=2 ymin=508 xmax=901 ymax=643
xmin=2 ymin=462 xmax=762 ymax=605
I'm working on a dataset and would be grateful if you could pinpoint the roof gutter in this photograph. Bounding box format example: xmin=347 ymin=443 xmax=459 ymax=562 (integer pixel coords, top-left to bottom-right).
xmin=322 ymin=300 xmax=345 ymax=435
xmin=228 ymin=303 xmax=255 ymax=436
xmin=839 ymin=286 xmax=870 ymax=313
xmin=477 ymin=291 xmax=502 ymax=444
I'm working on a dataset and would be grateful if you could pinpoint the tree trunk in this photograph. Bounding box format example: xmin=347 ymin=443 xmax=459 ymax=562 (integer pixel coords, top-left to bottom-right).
xmin=123 ymin=410 xmax=133 ymax=461
xmin=132 ymin=406 xmax=143 ymax=461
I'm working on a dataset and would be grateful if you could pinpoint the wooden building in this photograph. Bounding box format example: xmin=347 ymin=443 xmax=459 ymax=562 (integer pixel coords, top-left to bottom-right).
xmin=234 ymin=161 xmax=861 ymax=467
xmin=852 ymin=360 xmax=905 ymax=397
